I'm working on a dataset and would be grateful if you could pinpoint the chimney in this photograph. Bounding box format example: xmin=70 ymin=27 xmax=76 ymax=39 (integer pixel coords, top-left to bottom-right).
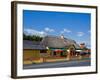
xmin=60 ymin=34 xmax=64 ymax=39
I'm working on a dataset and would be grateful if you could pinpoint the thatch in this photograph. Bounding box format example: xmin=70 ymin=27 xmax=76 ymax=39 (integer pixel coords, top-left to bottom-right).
xmin=23 ymin=36 xmax=80 ymax=50
xmin=23 ymin=40 xmax=46 ymax=50
xmin=41 ymin=36 xmax=80 ymax=49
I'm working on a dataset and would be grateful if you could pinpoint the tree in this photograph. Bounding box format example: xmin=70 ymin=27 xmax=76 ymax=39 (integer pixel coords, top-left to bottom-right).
xmin=23 ymin=33 xmax=43 ymax=41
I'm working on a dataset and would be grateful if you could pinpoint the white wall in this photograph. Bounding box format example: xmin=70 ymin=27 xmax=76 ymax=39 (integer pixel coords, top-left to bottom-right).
xmin=0 ymin=0 xmax=99 ymax=80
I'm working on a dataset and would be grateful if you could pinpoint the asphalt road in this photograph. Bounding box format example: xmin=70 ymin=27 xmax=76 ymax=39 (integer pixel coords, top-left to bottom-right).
xmin=23 ymin=59 xmax=91 ymax=69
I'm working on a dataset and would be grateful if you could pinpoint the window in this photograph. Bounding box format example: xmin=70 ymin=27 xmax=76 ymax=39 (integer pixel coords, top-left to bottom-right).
xmin=40 ymin=50 xmax=47 ymax=53
xmin=53 ymin=51 xmax=56 ymax=55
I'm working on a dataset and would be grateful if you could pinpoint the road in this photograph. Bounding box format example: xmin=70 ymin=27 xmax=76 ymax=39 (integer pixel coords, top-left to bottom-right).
xmin=23 ymin=58 xmax=90 ymax=69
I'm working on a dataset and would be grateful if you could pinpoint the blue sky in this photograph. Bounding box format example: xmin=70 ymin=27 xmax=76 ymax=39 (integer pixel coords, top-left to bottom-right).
xmin=23 ymin=10 xmax=91 ymax=48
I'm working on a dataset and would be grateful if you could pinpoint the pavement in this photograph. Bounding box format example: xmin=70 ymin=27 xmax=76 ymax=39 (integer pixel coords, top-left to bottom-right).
xmin=23 ymin=58 xmax=91 ymax=69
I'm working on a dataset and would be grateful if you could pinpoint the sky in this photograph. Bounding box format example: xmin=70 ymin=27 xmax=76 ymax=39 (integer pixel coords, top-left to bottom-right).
xmin=23 ymin=10 xmax=91 ymax=48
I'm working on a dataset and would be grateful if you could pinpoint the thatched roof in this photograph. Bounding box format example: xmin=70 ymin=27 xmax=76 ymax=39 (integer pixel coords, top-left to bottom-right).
xmin=41 ymin=36 xmax=80 ymax=49
xmin=23 ymin=36 xmax=80 ymax=50
xmin=23 ymin=40 xmax=46 ymax=50
xmin=64 ymin=38 xmax=80 ymax=49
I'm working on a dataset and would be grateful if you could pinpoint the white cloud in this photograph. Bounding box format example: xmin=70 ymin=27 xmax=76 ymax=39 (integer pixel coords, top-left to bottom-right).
xmin=88 ymin=30 xmax=91 ymax=33
xmin=64 ymin=29 xmax=71 ymax=33
xmin=24 ymin=28 xmax=47 ymax=37
xmin=61 ymin=28 xmax=71 ymax=34
xmin=77 ymin=32 xmax=84 ymax=37
xmin=44 ymin=27 xmax=54 ymax=32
